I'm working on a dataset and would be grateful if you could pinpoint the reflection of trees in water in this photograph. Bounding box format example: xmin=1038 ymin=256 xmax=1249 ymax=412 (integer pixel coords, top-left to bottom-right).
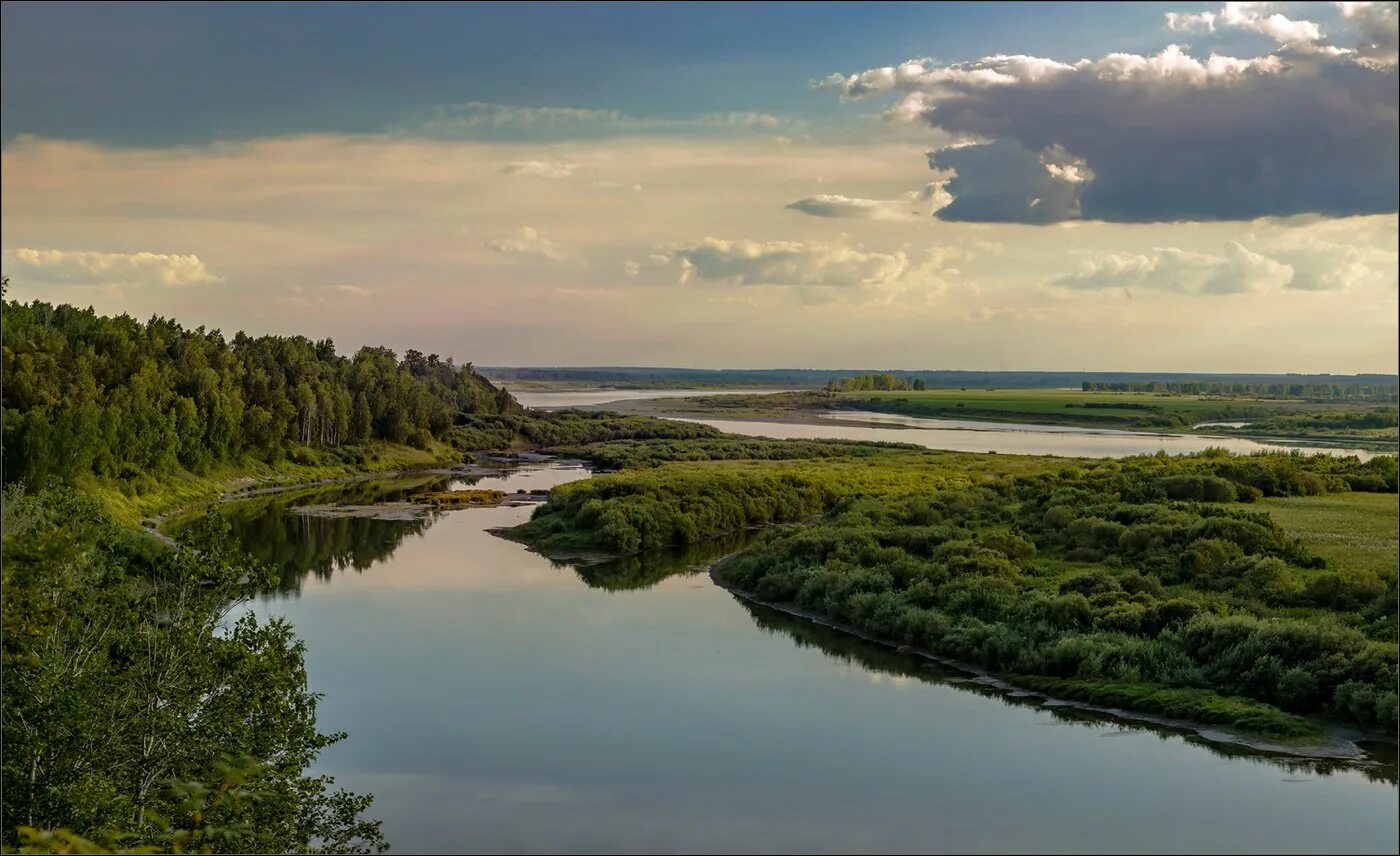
xmin=736 ymin=598 xmax=1398 ymax=785
xmin=206 ymin=476 xmax=460 ymax=594
xmin=550 ymin=532 xmax=755 ymax=591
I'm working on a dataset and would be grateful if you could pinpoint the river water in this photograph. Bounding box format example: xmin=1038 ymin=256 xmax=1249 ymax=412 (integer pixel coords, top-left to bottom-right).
xmin=226 ymin=456 xmax=1399 ymax=853
xmin=514 ymin=389 xmax=1386 ymax=460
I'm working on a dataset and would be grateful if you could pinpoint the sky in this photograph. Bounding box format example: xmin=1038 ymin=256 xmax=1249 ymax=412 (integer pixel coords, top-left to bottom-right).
xmin=2 ymin=1 xmax=1397 ymax=372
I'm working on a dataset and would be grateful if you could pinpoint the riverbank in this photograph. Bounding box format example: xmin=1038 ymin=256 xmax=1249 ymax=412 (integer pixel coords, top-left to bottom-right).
xmin=710 ymin=562 xmax=1391 ymax=762
xmin=591 ymin=390 xmax=1399 ymax=452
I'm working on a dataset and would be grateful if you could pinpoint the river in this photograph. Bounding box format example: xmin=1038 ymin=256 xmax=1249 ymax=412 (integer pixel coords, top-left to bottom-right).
xmin=225 ymin=457 xmax=1399 ymax=853
xmin=515 ymin=388 xmax=1385 ymax=460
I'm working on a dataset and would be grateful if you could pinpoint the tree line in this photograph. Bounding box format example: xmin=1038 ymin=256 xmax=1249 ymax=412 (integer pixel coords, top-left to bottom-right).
xmin=826 ymin=374 xmax=927 ymax=392
xmin=1 ymin=300 xmax=524 ymax=487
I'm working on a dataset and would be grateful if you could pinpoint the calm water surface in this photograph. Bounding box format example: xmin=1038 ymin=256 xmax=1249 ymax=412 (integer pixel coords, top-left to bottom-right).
xmin=227 ymin=462 xmax=1399 ymax=854
xmin=509 ymin=388 xmax=1387 ymax=459
xmin=682 ymin=412 xmax=1386 ymax=460
xmin=512 ymin=388 xmax=795 ymax=409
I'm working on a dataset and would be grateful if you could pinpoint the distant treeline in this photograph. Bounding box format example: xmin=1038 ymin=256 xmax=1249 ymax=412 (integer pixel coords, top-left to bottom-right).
xmin=484 ymin=365 xmax=1399 ymax=392
xmin=1 ymin=301 xmax=523 ymax=486
xmin=1082 ymin=380 xmax=1399 ymax=401
xmin=826 ymin=374 xmax=927 ymax=392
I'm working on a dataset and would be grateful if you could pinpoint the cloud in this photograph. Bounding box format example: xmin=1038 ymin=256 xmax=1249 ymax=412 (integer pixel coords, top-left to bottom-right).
xmin=502 ymin=160 xmax=577 ymax=178
xmin=819 ymin=5 xmax=1399 ymax=223
xmin=484 ymin=227 xmax=567 ymax=261
xmin=420 ymin=101 xmax=790 ymax=140
xmin=326 ymin=284 xmax=373 ymax=297
xmin=1337 ymin=1 xmax=1400 ymax=66
xmin=1165 ymin=10 xmax=1219 ymax=33
xmin=1259 ymin=214 xmax=1400 ymax=290
xmin=622 ymin=260 xmax=641 ymax=277
xmin=1189 ymin=2 xmax=1327 ymax=46
xmin=660 ymin=236 xmax=964 ymax=305
xmin=667 ymin=237 xmax=911 ymax=289
xmin=785 ymin=194 xmax=914 ymax=220
xmin=1 ymin=248 xmax=221 ymax=286
xmin=1050 ymin=241 xmax=1293 ymax=294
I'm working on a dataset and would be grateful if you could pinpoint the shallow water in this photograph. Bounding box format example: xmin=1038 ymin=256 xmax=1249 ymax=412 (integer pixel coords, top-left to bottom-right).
xmin=226 ymin=463 xmax=1399 ymax=854
xmin=512 ymin=387 xmax=795 ymax=409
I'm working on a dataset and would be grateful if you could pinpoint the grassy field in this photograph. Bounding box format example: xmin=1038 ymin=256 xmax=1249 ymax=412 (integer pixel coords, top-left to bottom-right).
xmin=642 ymin=388 xmax=1396 ymax=441
xmin=1260 ymin=492 xmax=1399 ymax=579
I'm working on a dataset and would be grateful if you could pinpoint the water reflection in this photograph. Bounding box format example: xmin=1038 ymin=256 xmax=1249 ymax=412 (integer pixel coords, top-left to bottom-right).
xmin=549 ymin=533 xmax=755 ymax=591
xmin=213 ymin=461 xmax=1397 ymax=853
xmin=736 ymin=597 xmax=1399 ymax=785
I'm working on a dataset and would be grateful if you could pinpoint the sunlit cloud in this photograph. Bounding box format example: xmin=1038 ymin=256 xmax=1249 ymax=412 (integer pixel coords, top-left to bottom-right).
xmin=485 ymin=226 xmax=568 ymax=261
xmin=1 ymin=248 xmax=221 ymax=287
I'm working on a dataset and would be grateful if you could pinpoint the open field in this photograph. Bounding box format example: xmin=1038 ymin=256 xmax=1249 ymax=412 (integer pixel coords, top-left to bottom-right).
xmin=1261 ymin=492 xmax=1399 ymax=579
xmin=829 ymin=388 xmax=1387 ymax=429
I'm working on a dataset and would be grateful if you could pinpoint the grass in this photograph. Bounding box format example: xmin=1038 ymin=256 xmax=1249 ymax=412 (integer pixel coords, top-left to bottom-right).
xmin=76 ymin=439 xmax=464 ymax=526
xmin=651 ymin=388 xmax=1395 ymax=440
xmin=834 ymin=388 xmax=1360 ymax=427
xmin=1260 ymin=492 xmax=1399 ymax=579
xmin=1009 ymin=676 xmax=1319 ymax=741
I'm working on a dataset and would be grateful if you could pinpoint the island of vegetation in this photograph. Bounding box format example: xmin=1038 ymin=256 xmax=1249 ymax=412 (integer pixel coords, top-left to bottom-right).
xmin=509 ymin=438 xmax=1398 ymax=743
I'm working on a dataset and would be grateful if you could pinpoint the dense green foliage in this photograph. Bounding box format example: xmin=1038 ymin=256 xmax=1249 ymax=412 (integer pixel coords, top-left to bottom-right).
xmin=508 ymin=449 xmax=1060 ymax=555
xmin=548 ymin=436 xmax=923 ymax=469
xmin=518 ymin=411 xmax=722 ymax=447
xmin=1215 ymin=408 xmax=1400 ymax=442
xmin=1083 ymin=380 xmax=1399 ymax=402
xmin=826 ymin=374 xmax=926 ymax=392
xmin=816 ymin=387 xmax=1400 ymax=434
xmin=712 ymin=454 xmax=1398 ymax=737
xmin=2 ymin=299 xmax=520 ymax=487
xmin=514 ymin=446 xmax=1397 ymax=737
xmin=1 ymin=486 xmax=386 ymax=852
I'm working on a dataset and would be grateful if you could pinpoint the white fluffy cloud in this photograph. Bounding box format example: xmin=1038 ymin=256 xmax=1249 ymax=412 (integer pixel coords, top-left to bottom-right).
xmin=668 ymin=237 xmax=911 ymax=288
xmin=1049 ymin=222 xmax=1400 ymax=294
xmin=484 ymin=227 xmax=567 ymax=260
xmin=820 ymin=3 xmax=1398 ymax=223
xmin=1259 ymin=214 xmax=1400 ymax=290
xmin=1050 ymin=241 xmax=1293 ymax=294
xmin=502 ymin=160 xmax=577 ymax=178
xmin=662 ymin=236 xmax=965 ymax=304
xmin=2 ymin=248 xmax=221 ymax=286
xmin=1167 ymin=2 xmax=1328 ymax=46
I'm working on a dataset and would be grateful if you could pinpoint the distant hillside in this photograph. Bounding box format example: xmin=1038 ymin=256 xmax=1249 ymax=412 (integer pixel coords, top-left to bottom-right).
xmin=482 ymin=366 xmax=1399 ymax=393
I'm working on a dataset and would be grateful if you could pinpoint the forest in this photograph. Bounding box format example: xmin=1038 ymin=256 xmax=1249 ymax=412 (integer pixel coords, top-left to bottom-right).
xmin=0 ymin=299 xmax=713 ymax=512
xmin=1 ymin=299 xmax=520 ymax=486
